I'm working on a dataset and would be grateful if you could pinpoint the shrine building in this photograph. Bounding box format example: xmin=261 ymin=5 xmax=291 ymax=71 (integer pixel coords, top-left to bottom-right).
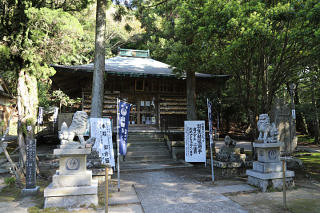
xmin=51 ymin=49 xmax=229 ymax=129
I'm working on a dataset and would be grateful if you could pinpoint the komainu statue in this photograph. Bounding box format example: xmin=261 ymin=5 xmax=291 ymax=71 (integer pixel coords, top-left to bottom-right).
xmin=257 ymin=114 xmax=278 ymax=143
xmin=58 ymin=111 xmax=88 ymax=144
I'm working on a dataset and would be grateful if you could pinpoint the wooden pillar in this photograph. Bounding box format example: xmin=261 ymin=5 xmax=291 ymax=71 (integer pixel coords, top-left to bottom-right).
xmin=156 ymin=94 xmax=160 ymax=129
xmin=137 ymin=101 xmax=141 ymax=125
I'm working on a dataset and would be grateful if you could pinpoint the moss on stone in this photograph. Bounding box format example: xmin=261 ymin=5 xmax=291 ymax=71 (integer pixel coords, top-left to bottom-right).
xmin=28 ymin=206 xmax=68 ymax=213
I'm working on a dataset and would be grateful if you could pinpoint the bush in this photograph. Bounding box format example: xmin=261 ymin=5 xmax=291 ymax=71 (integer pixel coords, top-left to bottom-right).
xmin=4 ymin=177 xmax=16 ymax=186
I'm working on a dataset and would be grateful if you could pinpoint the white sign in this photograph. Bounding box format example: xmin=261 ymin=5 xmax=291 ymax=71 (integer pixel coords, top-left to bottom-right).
xmin=37 ymin=107 xmax=43 ymax=125
xmin=53 ymin=107 xmax=59 ymax=123
xmin=292 ymin=109 xmax=296 ymax=120
xmin=184 ymin=121 xmax=206 ymax=162
xmin=90 ymin=118 xmax=115 ymax=167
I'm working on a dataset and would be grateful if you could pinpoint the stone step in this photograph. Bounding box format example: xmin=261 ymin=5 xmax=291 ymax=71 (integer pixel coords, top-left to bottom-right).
xmin=0 ymin=168 xmax=9 ymax=174
xmin=121 ymin=159 xmax=178 ymax=164
xmin=126 ymin=145 xmax=167 ymax=150
xmin=124 ymin=155 xmax=171 ymax=162
xmin=0 ymin=158 xmax=7 ymax=165
xmin=127 ymin=141 xmax=166 ymax=147
xmin=128 ymin=132 xmax=162 ymax=137
xmin=119 ymin=160 xmax=193 ymax=172
xmin=128 ymin=138 xmax=163 ymax=143
xmin=128 ymin=136 xmax=163 ymax=139
xmin=126 ymin=150 xmax=170 ymax=157
xmin=126 ymin=146 xmax=168 ymax=152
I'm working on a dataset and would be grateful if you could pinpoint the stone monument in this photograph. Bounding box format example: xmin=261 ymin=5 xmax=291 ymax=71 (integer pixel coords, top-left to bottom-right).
xmin=246 ymin=114 xmax=295 ymax=192
xmin=213 ymin=136 xmax=247 ymax=176
xmin=44 ymin=111 xmax=98 ymax=208
xmin=216 ymin=136 xmax=246 ymax=163
xmin=22 ymin=126 xmax=40 ymax=196
xmin=271 ymin=98 xmax=297 ymax=153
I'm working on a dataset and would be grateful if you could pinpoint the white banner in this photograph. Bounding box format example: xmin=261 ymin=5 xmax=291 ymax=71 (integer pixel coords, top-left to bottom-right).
xmin=53 ymin=107 xmax=59 ymax=123
xmin=184 ymin=121 xmax=206 ymax=162
xmin=90 ymin=118 xmax=115 ymax=167
xmin=37 ymin=107 xmax=43 ymax=125
xmin=292 ymin=109 xmax=296 ymax=120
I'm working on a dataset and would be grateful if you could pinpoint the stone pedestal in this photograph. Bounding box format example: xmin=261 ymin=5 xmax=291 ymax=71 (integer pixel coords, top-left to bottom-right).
xmin=246 ymin=142 xmax=295 ymax=192
xmin=44 ymin=143 xmax=98 ymax=208
xmin=22 ymin=186 xmax=40 ymax=196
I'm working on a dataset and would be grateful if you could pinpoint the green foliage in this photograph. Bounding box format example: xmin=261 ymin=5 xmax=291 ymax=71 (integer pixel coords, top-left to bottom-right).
xmin=297 ymin=135 xmax=315 ymax=144
xmin=132 ymin=0 xmax=320 ymax=131
xmin=4 ymin=177 xmax=16 ymax=186
xmin=52 ymin=90 xmax=82 ymax=108
xmin=24 ymin=7 xmax=85 ymax=71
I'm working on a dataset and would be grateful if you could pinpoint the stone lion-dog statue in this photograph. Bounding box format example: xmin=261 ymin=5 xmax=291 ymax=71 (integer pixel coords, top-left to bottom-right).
xmin=257 ymin=114 xmax=278 ymax=143
xmin=58 ymin=111 xmax=88 ymax=145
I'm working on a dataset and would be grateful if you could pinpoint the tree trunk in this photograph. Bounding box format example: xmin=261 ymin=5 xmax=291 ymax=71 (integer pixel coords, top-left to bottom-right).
xmin=261 ymin=68 xmax=268 ymax=112
xmin=312 ymin=78 xmax=319 ymax=144
xmin=186 ymin=70 xmax=197 ymax=120
xmin=91 ymin=0 xmax=107 ymax=118
xmin=17 ymin=69 xmax=38 ymax=172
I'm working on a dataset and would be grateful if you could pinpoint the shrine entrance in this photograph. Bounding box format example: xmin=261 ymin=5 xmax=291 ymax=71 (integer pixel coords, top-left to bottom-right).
xmin=128 ymin=97 xmax=157 ymax=126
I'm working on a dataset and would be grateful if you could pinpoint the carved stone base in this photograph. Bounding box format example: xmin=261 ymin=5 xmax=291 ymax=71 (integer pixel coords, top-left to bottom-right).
xmin=44 ymin=145 xmax=98 ymax=208
xmin=44 ymin=179 xmax=98 ymax=208
xmin=44 ymin=194 xmax=98 ymax=208
xmin=247 ymin=175 xmax=295 ymax=192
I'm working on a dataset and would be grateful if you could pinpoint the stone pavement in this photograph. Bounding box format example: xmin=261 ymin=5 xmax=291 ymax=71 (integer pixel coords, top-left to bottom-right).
xmin=118 ymin=168 xmax=256 ymax=213
xmin=108 ymin=182 xmax=144 ymax=213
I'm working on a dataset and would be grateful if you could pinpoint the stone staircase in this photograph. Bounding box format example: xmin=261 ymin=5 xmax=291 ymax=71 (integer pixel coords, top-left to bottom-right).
xmin=120 ymin=132 xmax=192 ymax=172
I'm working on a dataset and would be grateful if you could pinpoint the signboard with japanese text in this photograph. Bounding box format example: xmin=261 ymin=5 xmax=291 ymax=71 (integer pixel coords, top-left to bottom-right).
xmin=184 ymin=121 xmax=206 ymax=162
xmin=90 ymin=118 xmax=115 ymax=167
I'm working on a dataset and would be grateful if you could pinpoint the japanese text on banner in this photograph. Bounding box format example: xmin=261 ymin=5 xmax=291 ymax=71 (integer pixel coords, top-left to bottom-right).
xmin=118 ymin=100 xmax=131 ymax=156
xmin=90 ymin=118 xmax=115 ymax=167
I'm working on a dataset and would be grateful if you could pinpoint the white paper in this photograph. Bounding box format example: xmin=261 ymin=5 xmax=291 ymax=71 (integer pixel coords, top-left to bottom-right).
xmin=184 ymin=121 xmax=206 ymax=163
xmin=146 ymin=101 xmax=150 ymax=106
xmin=141 ymin=101 xmax=144 ymax=106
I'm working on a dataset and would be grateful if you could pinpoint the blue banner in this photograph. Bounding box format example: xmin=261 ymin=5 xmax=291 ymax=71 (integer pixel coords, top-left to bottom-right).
xmin=118 ymin=100 xmax=131 ymax=155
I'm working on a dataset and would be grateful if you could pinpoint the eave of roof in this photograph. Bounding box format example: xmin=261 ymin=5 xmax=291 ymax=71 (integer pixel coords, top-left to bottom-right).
xmin=51 ymin=56 xmax=230 ymax=79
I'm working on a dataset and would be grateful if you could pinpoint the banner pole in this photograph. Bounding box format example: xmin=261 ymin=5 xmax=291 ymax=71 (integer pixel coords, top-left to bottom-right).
xmin=210 ymin=136 xmax=214 ymax=182
xmin=117 ymin=98 xmax=120 ymax=192
xmin=105 ymin=166 xmax=109 ymax=213
xmin=207 ymin=99 xmax=214 ymax=182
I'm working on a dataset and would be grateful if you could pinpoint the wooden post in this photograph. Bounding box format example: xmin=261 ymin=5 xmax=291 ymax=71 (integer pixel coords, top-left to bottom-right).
xmin=282 ymin=159 xmax=287 ymax=209
xmin=105 ymin=167 xmax=109 ymax=213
